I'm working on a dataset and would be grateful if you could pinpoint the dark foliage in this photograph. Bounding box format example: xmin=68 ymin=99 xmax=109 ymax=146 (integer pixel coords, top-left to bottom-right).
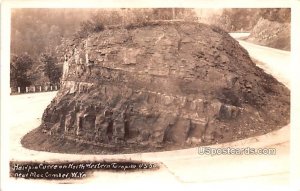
xmin=75 ymin=20 xmax=105 ymax=39
xmin=10 ymin=54 xmax=34 ymax=88
xmin=40 ymin=53 xmax=62 ymax=85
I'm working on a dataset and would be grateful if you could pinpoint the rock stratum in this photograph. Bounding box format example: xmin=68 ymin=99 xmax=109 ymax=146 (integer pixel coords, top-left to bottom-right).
xmin=22 ymin=21 xmax=290 ymax=154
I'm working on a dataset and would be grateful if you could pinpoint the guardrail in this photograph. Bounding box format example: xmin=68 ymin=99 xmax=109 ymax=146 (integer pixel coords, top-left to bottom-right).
xmin=10 ymin=84 xmax=60 ymax=95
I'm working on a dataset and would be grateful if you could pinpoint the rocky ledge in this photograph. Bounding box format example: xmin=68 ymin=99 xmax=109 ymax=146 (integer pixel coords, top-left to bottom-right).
xmin=21 ymin=21 xmax=290 ymax=154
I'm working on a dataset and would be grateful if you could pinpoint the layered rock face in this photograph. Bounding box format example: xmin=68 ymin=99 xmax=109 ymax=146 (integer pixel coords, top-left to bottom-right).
xmin=39 ymin=22 xmax=290 ymax=151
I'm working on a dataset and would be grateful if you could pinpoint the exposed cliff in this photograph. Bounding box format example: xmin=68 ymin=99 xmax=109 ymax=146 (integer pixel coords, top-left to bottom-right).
xmin=246 ymin=18 xmax=290 ymax=51
xmin=22 ymin=21 xmax=290 ymax=154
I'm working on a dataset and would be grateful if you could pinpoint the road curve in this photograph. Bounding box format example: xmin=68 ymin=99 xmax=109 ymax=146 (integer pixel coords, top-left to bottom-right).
xmin=229 ymin=33 xmax=290 ymax=88
xmin=238 ymin=40 xmax=290 ymax=88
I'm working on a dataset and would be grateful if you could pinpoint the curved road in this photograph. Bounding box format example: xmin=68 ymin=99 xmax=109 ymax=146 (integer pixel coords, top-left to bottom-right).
xmin=238 ymin=40 xmax=290 ymax=88
xmin=6 ymin=36 xmax=291 ymax=187
xmin=229 ymin=32 xmax=290 ymax=88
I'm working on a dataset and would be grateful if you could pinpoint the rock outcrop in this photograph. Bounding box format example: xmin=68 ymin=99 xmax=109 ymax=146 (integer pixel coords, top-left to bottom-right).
xmin=22 ymin=21 xmax=290 ymax=153
xmin=246 ymin=18 xmax=290 ymax=51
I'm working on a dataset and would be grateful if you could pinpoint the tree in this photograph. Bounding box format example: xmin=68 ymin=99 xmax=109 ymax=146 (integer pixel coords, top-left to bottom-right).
xmin=10 ymin=54 xmax=34 ymax=89
xmin=40 ymin=53 xmax=62 ymax=85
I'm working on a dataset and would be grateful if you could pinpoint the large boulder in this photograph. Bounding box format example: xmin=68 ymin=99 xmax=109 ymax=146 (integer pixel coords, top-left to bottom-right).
xmin=22 ymin=21 xmax=290 ymax=153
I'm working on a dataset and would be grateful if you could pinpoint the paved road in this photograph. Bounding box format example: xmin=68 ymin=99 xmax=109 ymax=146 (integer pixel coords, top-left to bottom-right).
xmin=238 ymin=40 xmax=290 ymax=88
xmin=229 ymin=32 xmax=250 ymax=39
xmin=230 ymin=32 xmax=290 ymax=88
xmin=5 ymin=37 xmax=291 ymax=187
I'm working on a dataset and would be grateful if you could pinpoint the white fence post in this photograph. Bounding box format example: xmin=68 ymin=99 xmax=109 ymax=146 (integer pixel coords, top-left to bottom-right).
xmin=12 ymin=84 xmax=60 ymax=94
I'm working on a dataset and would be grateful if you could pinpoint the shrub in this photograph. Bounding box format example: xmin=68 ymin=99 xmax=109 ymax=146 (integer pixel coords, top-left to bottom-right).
xmin=75 ymin=19 xmax=105 ymax=38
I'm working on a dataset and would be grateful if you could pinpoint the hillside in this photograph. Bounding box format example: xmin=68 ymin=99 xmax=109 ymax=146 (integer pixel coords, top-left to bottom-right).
xmin=246 ymin=18 xmax=290 ymax=51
